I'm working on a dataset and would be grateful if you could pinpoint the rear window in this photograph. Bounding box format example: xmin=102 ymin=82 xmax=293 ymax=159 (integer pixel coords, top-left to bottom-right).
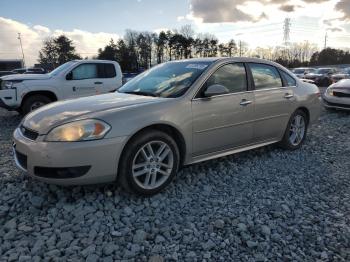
xmin=98 ymin=64 xmax=116 ymax=78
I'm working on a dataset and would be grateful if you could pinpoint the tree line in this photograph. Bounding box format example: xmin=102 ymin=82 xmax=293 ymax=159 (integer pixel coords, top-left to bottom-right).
xmin=38 ymin=25 xmax=350 ymax=71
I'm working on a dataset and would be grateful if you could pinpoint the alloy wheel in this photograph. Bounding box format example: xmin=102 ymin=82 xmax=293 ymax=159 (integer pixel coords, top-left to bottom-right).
xmin=132 ymin=140 xmax=174 ymax=190
xmin=289 ymin=114 xmax=306 ymax=146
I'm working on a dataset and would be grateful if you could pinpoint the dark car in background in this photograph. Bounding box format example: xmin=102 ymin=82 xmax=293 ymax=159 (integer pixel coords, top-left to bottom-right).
xmin=0 ymin=71 xmax=15 ymax=77
xmin=304 ymin=68 xmax=338 ymax=87
xmin=331 ymin=67 xmax=350 ymax=83
xmin=292 ymin=67 xmax=316 ymax=78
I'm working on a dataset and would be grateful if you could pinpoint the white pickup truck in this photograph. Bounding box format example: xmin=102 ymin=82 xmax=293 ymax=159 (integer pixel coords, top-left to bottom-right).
xmin=0 ymin=60 xmax=122 ymax=114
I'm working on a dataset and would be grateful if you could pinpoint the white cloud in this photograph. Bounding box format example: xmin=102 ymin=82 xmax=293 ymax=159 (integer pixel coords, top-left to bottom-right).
xmin=0 ymin=17 xmax=120 ymax=66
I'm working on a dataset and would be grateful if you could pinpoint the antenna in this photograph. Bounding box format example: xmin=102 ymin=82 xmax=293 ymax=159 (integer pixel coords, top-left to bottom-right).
xmin=324 ymin=32 xmax=328 ymax=49
xmin=283 ymin=18 xmax=291 ymax=46
xmin=17 ymin=33 xmax=26 ymax=67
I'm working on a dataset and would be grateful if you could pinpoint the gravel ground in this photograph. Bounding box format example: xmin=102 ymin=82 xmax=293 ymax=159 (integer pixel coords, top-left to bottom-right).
xmin=0 ymin=104 xmax=349 ymax=261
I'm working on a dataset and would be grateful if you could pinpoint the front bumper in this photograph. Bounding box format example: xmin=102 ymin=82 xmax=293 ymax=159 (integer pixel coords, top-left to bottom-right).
xmin=323 ymin=94 xmax=350 ymax=110
xmin=0 ymin=89 xmax=19 ymax=110
xmin=13 ymin=128 xmax=128 ymax=185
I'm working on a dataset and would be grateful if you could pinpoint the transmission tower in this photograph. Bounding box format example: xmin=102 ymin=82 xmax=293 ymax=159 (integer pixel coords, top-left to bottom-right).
xmin=283 ymin=18 xmax=291 ymax=46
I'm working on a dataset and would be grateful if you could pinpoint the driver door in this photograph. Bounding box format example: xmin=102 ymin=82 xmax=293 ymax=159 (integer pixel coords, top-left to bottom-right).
xmin=64 ymin=63 xmax=99 ymax=99
xmin=191 ymin=63 xmax=255 ymax=156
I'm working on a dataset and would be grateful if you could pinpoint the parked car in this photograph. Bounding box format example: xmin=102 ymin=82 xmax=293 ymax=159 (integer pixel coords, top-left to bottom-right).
xmin=23 ymin=67 xmax=47 ymax=74
xmin=323 ymin=79 xmax=350 ymax=110
xmin=0 ymin=60 xmax=122 ymax=114
xmin=12 ymin=68 xmax=27 ymax=74
xmin=331 ymin=67 xmax=350 ymax=83
xmin=292 ymin=67 xmax=316 ymax=78
xmin=13 ymin=58 xmax=321 ymax=195
xmin=0 ymin=71 xmax=15 ymax=77
xmin=303 ymin=67 xmax=338 ymax=87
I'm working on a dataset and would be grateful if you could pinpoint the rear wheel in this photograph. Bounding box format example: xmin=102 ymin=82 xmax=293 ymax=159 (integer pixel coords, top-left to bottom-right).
xmin=279 ymin=110 xmax=308 ymax=150
xmin=118 ymin=130 xmax=180 ymax=195
xmin=21 ymin=95 xmax=52 ymax=115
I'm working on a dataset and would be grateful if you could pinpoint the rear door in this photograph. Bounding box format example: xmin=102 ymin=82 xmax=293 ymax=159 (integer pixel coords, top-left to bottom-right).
xmin=248 ymin=63 xmax=295 ymax=142
xmin=191 ymin=63 xmax=255 ymax=156
xmin=65 ymin=63 xmax=99 ymax=98
xmin=95 ymin=63 xmax=118 ymax=94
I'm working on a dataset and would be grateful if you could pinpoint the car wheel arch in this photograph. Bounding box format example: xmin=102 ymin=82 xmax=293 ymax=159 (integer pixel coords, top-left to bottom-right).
xmin=118 ymin=123 xmax=187 ymax=176
xmin=21 ymin=90 xmax=58 ymax=106
xmin=296 ymin=106 xmax=310 ymax=125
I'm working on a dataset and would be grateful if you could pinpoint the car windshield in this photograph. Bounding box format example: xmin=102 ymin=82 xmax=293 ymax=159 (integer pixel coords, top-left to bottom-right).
xmin=293 ymin=69 xmax=306 ymax=74
xmin=316 ymin=68 xmax=331 ymax=74
xmin=48 ymin=61 xmax=75 ymax=76
xmin=118 ymin=61 xmax=212 ymax=98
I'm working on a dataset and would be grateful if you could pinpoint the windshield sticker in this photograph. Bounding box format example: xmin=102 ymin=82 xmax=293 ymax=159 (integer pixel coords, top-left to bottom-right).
xmin=186 ymin=64 xmax=208 ymax=70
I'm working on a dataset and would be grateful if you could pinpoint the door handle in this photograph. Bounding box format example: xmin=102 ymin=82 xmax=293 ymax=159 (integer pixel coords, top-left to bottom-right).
xmin=72 ymin=86 xmax=76 ymax=92
xmin=284 ymin=93 xmax=294 ymax=99
xmin=240 ymin=99 xmax=252 ymax=106
xmin=94 ymin=81 xmax=103 ymax=85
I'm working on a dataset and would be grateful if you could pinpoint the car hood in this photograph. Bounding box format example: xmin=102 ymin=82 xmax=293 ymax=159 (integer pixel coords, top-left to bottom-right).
xmin=331 ymin=80 xmax=350 ymax=90
xmin=23 ymin=92 xmax=161 ymax=134
xmin=1 ymin=73 xmax=51 ymax=81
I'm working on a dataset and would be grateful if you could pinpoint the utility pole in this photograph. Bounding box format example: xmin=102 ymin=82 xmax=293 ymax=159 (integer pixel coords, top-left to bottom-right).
xmin=324 ymin=32 xmax=328 ymax=49
xmin=17 ymin=33 xmax=26 ymax=68
xmin=239 ymin=40 xmax=242 ymax=57
xmin=283 ymin=18 xmax=291 ymax=46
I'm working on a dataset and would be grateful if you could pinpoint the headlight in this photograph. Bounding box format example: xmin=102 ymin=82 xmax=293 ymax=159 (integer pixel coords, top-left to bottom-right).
xmin=45 ymin=119 xmax=111 ymax=142
xmin=1 ymin=81 xmax=13 ymax=89
xmin=326 ymin=88 xmax=334 ymax=96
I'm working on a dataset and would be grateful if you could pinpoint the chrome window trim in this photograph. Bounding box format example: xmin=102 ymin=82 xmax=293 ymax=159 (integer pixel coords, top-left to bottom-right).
xmin=192 ymin=90 xmax=254 ymax=101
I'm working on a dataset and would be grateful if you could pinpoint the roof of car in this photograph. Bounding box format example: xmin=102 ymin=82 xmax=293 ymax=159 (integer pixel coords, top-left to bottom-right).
xmin=171 ymin=57 xmax=285 ymax=65
xmin=72 ymin=59 xmax=119 ymax=63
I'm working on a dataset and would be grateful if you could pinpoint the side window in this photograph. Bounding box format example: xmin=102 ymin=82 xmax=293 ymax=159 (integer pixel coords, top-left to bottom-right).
xmin=205 ymin=63 xmax=247 ymax=94
xmin=97 ymin=64 xmax=116 ymax=78
xmin=250 ymin=63 xmax=282 ymax=89
xmin=280 ymin=70 xmax=296 ymax=86
xmin=71 ymin=64 xmax=98 ymax=80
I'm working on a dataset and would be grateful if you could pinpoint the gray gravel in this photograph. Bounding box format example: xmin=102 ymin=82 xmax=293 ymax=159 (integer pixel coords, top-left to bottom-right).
xmin=0 ymin=106 xmax=349 ymax=261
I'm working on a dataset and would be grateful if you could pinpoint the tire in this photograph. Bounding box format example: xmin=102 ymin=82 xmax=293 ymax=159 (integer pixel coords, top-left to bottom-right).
xmin=279 ymin=110 xmax=308 ymax=150
xmin=21 ymin=95 xmax=52 ymax=115
xmin=118 ymin=130 xmax=180 ymax=195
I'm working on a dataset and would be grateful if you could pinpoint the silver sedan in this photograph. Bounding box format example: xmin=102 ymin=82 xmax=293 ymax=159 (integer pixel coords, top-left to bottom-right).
xmin=13 ymin=58 xmax=321 ymax=195
xmin=323 ymin=79 xmax=350 ymax=111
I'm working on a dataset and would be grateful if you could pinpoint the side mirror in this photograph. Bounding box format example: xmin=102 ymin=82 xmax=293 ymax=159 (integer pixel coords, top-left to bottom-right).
xmin=66 ymin=72 xmax=73 ymax=80
xmin=204 ymin=84 xmax=229 ymax=97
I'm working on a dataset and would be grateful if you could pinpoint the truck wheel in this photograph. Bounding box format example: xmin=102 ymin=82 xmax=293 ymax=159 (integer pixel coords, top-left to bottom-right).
xmin=21 ymin=95 xmax=52 ymax=115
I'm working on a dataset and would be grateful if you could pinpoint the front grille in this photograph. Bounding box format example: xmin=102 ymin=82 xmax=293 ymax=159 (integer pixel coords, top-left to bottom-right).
xmin=15 ymin=150 xmax=27 ymax=169
xmin=333 ymin=91 xmax=350 ymax=98
xmin=20 ymin=126 xmax=39 ymax=140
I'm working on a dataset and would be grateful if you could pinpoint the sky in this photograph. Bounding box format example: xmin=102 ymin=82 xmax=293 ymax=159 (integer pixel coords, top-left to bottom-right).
xmin=0 ymin=0 xmax=349 ymax=66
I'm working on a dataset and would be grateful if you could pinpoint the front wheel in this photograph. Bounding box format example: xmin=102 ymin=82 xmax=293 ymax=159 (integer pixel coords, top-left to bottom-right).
xmin=118 ymin=130 xmax=180 ymax=195
xmin=279 ymin=110 xmax=308 ymax=150
xmin=21 ymin=95 xmax=52 ymax=115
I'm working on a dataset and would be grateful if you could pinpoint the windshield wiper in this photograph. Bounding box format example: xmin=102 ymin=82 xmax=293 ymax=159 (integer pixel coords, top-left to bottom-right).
xmin=121 ymin=91 xmax=159 ymax=97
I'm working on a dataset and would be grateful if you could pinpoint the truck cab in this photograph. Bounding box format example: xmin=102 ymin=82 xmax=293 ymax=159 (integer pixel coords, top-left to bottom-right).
xmin=0 ymin=60 xmax=122 ymax=114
